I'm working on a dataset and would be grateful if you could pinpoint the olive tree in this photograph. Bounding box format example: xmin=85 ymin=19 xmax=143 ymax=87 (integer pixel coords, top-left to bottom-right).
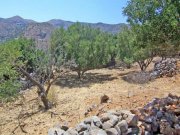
xmin=123 ymin=0 xmax=180 ymax=58
xmin=0 ymin=38 xmax=63 ymax=109
xmin=117 ymin=25 xmax=155 ymax=71
xmin=52 ymin=23 xmax=110 ymax=78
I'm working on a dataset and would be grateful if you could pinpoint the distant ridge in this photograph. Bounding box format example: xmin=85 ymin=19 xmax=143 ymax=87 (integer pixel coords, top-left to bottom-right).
xmin=0 ymin=16 xmax=127 ymax=48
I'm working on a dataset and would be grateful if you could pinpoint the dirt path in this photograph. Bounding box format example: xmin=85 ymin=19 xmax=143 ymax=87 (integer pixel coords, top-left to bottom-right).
xmin=0 ymin=66 xmax=180 ymax=135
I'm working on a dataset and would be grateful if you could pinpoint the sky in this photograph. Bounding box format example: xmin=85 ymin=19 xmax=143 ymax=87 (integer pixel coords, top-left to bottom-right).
xmin=0 ymin=0 xmax=129 ymax=24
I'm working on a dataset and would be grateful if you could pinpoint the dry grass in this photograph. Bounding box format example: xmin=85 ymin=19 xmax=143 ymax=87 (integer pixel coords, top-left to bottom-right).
xmin=0 ymin=60 xmax=180 ymax=135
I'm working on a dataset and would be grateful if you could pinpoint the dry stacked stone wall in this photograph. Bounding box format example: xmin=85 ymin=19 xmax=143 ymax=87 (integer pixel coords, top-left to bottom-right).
xmin=48 ymin=94 xmax=180 ymax=135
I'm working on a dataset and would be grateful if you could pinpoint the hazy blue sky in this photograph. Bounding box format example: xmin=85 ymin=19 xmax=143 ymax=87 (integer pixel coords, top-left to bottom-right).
xmin=0 ymin=0 xmax=129 ymax=24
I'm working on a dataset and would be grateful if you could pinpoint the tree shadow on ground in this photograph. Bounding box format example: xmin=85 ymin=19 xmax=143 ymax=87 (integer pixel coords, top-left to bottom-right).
xmin=107 ymin=66 xmax=125 ymax=71
xmin=118 ymin=71 xmax=137 ymax=77
xmin=54 ymin=72 xmax=118 ymax=88
xmin=120 ymin=71 xmax=151 ymax=84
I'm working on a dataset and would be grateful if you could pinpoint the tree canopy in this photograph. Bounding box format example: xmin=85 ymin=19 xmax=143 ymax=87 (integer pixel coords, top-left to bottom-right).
xmin=51 ymin=23 xmax=115 ymax=78
xmin=123 ymin=0 xmax=180 ymax=56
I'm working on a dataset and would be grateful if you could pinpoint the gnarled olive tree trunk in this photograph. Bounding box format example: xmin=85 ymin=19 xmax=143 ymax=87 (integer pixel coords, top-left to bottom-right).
xmin=18 ymin=67 xmax=51 ymax=109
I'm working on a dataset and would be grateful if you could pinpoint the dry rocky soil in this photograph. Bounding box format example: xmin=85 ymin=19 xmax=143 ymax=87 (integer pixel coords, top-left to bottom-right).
xmin=0 ymin=59 xmax=180 ymax=135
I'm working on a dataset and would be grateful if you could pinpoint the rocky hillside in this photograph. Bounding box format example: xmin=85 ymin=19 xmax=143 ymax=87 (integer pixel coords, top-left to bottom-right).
xmin=0 ymin=16 xmax=127 ymax=49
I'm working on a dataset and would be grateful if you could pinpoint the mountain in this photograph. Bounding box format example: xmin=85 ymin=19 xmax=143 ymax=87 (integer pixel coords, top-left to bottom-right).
xmin=0 ymin=16 xmax=127 ymax=49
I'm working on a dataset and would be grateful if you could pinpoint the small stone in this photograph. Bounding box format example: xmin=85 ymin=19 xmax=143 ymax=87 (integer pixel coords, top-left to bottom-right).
xmin=106 ymin=128 xmax=118 ymax=135
xmin=125 ymin=113 xmax=138 ymax=127
xmin=144 ymin=131 xmax=151 ymax=135
xmin=102 ymin=121 xmax=113 ymax=129
xmin=114 ymin=125 xmax=121 ymax=135
xmin=144 ymin=116 xmax=154 ymax=124
xmin=100 ymin=94 xmax=109 ymax=104
xmin=66 ymin=128 xmax=78 ymax=135
xmin=117 ymin=120 xmax=128 ymax=133
xmin=90 ymin=129 xmax=107 ymax=135
xmin=92 ymin=116 xmax=102 ymax=128
xmin=157 ymin=111 xmax=163 ymax=119
xmin=127 ymin=128 xmax=132 ymax=134
xmin=151 ymin=120 xmax=158 ymax=132
xmin=100 ymin=114 xmax=110 ymax=123
xmin=109 ymin=115 xmax=119 ymax=126
xmin=127 ymin=127 xmax=139 ymax=134
xmin=84 ymin=117 xmax=92 ymax=124
xmin=76 ymin=122 xmax=89 ymax=133
xmin=137 ymin=121 xmax=142 ymax=127
xmin=48 ymin=128 xmax=65 ymax=135
xmin=61 ymin=125 xmax=69 ymax=131
xmin=91 ymin=120 xmax=100 ymax=130
xmin=174 ymin=124 xmax=180 ymax=129
xmin=174 ymin=108 xmax=180 ymax=115
xmin=142 ymin=123 xmax=151 ymax=132
xmin=84 ymin=111 xmax=89 ymax=116
xmin=160 ymin=120 xmax=175 ymax=135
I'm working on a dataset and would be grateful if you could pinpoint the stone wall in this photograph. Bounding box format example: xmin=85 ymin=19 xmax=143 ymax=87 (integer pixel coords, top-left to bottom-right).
xmin=48 ymin=94 xmax=180 ymax=135
xmin=151 ymin=58 xmax=177 ymax=78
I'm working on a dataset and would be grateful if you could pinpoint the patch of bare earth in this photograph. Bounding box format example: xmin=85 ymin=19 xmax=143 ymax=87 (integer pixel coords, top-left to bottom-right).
xmin=0 ymin=62 xmax=180 ymax=135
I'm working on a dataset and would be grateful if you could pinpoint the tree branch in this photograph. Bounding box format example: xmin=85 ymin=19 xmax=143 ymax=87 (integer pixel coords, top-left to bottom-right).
xmin=45 ymin=70 xmax=69 ymax=95
xmin=16 ymin=66 xmax=45 ymax=92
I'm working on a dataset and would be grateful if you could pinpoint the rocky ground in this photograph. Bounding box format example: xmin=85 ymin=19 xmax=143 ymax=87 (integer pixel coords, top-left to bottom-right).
xmin=0 ymin=59 xmax=180 ymax=135
xmin=48 ymin=94 xmax=180 ymax=135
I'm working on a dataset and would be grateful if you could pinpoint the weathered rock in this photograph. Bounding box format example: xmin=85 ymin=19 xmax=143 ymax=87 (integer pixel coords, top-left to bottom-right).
xmin=84 ymin=117 xmax=92 ymax=125
xmin=142 ymin=123 xmax=152 ymax=132
xmin=102 ymin=121 xmax=113 ymax=130
xmin=114 ymin=125 xmax=121 ymax=135
xmin=151 ymin=120 xmax=158 ymax=132
xmin=61 ymin=125 xmax=69 ymax=131
xmin=144 ymin=131 xmax=151 ymax=135
xmin=105 ymin=128 xmax=118 ymax=135
xmin=76 ymin=122 xmax=89 ymax=133
xmin=66 ymin=128 xmax=79 ymax=135
xmin=92 ymin=116 xmax=102 ymax=128
xmin=79 ymin=130 xmax=90 ymax=135
xmin=124 ymin=113 xmax=138 ymax=127
xmin=156 ymin=111 xmax=163 ymax=119
xmin=174 ymin=124 xmax=180 ymax=129
xmin=143 ymin=116 xmax=154 ymax=124
xmin=160 ymin=119 xmax=175 ymax=135
xmin=174 ymin=124 xmax=180 ymax=135
xmin=100 ymin=94 xmax=109 ymax=104
xmin=90 ymin=129 xmax=107 ymax=135
xmin=48 ymin=127 xmax=65 ymax=135
xmin=174 ymin=108 xmax=180 ymax=115
xmin=117 ymin=120 xmax=128 ymax=134
xmin=100 ymin=114 xmax=110 ymax=123
xmin=109 ymin=115 xmax=119 ymax=127
xmin=127 ymin=127 xmax=139 ymax=135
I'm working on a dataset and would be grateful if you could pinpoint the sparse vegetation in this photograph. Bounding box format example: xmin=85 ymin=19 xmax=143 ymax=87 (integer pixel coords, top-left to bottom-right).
xmin=0 ymin=0 xmax=180 ymax=134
